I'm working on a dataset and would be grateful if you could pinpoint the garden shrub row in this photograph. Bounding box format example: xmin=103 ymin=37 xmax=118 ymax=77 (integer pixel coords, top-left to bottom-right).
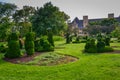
xmin=4 ymin=30 xmax=55 ymax=58
xmin=84 ymin=36 xmax=113 ymax=53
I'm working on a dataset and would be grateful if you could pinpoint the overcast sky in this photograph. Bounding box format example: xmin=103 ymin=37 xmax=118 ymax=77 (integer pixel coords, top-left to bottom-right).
xmin=1 ymin=0 xmax=120 ymax=21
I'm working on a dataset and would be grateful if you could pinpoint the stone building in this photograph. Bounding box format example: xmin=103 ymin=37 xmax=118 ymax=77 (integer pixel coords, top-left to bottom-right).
xmin=69 ymin=13 xmax=120 ymax=36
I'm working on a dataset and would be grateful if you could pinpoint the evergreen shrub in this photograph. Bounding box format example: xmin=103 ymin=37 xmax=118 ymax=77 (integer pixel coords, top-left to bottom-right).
xmin=25 ymin=32 xmax=35 ymax=56
xmin=47 ymin=30 xmax=54 ymax=46
xmin=66 ymin=32 xmax=70 ymax=43
xmin=35 ymin=36 xmax=54 ymax=52
xmin=5 ymin=33 xmax=21 ymax=58
xmin=85 ymin=38 xmax=97 ymax=53
xmin=105 ymin=37 xmax=110 ymax=46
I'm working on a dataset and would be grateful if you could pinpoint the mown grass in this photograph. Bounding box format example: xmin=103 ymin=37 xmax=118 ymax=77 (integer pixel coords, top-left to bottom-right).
xmin=0 ymin=41 xmax=120 ymax=80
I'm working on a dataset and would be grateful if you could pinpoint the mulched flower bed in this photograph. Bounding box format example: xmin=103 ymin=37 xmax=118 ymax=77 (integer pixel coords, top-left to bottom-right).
xmin=4 ymin=52 xmax=41 ymax=64
xmin=4 ymin=52 xmax=78 ymax=66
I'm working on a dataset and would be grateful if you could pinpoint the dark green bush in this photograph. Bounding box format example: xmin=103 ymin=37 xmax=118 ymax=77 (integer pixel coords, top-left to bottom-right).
xmin=0 ymin=44 xmax=7 ymax=53
xmin=25 ymin=32 xmax=35 ymax=56
xmin=9 ymin=33 xmax=19 ymax=41
xmin=5 ymin=41 xmax=21 ymax=58
xmin=97 ymin=39 xmax=105 ymax=53
xmin=105 ymin=37 xmax=110 ymax=46
xmin=5 ymin=33 xmax=21 ymax=58
xmin=42 ymin=40 xmax=54 ymax=51
xmin=85 ymin=39 xmax=97 ymax=53
xmin=47 ymin=30 xmax=54 ymax=46
xmin=26 ymin=32 xmax=35 ymax=41
xmin=66 ymin=32 xmax=70 ymax=44
xmin=35 ymin=36 xmax=54 ymax=52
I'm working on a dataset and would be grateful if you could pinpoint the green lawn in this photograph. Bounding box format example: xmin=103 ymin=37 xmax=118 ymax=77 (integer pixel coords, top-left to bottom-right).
xmin=0 ymin=41 xmax=120 ymax=80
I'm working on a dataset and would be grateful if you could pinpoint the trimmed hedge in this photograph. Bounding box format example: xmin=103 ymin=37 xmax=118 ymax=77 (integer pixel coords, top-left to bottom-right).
xmin=47 ymin=30 xmax=54 ymax=46
xmin=84 ymin=36 xmax=113 ymax=53
xmin=5 ymin=33 xmax=21 ymax=58
xmin=25 ymin=32 xmax=35 ymax=56
xmin=97 ymin=40 xmax=105 ymax=53
xmin=35 ymin=36 xmax=54 ymax=52
xmin=85 ymin=39 xmax=97 ymax=53
xmin=105 ymin=37 xmax=110 ymax=46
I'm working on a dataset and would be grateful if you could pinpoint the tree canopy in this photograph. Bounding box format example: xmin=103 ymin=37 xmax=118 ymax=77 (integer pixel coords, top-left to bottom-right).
xmin=31 ymin=2 xmax=70 ymax=36
xmin=85 ymin=18 xmax=118 ymax=35
xmin=0 ymin=2 xmax=16 ymax=41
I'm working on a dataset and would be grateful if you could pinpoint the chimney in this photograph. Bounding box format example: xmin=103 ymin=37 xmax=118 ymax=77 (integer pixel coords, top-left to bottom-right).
xmin=108 ymin=13 xmax=114 ymax=18
xmin=83 ymin=15 xmax=88 ymax=27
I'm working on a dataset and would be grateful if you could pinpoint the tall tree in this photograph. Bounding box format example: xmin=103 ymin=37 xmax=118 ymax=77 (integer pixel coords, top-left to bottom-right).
xmin=12 ymin=6 xmax=35 ymax=37
xmin=31 ymin=2 xmax=70 ymax=36
xmin=0 ymin=2 xmax=17 ymax=41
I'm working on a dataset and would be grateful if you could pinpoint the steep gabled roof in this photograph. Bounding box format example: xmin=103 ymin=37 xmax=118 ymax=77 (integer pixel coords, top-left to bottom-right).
xmin=72 ymin=17 xmax=83 ymax=29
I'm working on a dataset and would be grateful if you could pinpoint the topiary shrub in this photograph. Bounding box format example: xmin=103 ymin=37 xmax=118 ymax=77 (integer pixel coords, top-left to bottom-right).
xmin=97 ymin=38 xmax=105 ymax=53
xmin=5 ymin=33 xmax=21 ymax=58
xmin=42 ymin=40 xmax=54 ymax=51
xmin=105 ymin=37 xmax=110 ymax=46
xmin=35 ymin=36 xmax=54 ymax=52
xmin=47 ymin=30 xmax=54 ymax=46
xmin=85 ymin=38 xmax=97 ymax=53
xmin=25 ymin=32 xmax=35 ymax=56
xmin=66 ymin=32 xmax=70 ymax=44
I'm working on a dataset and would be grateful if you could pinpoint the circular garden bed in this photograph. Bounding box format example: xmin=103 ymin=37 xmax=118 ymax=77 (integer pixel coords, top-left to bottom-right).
xmin=4 ymin=52 xmax=78 ymax=66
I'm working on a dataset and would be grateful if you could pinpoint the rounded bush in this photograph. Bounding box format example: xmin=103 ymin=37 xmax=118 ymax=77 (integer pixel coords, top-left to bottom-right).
xmin=35 ymin=36 xmax=54 ymax=52
xmin=85 ymin=39 xmax=97 ymax=53
xmin=5 ymin=40 xmax=21 ymax=58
